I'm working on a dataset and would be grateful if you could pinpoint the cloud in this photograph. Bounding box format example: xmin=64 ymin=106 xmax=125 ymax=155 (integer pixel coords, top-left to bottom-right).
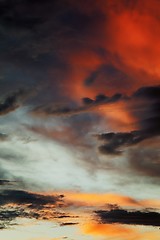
xmin=57 ymin=0 xmax=160 ymax=103
xmin=29 ymin=85 xmax=160 ymax=180
xmin=82 ymin=222 xmax=160 ymax=240
xmin=31 ymin=85 xmax=159 ymax=134
xmin=105 ymin=0 xmax=160 ymax=81
xmin=0 ymin=209 xmax=20 ymax=229
xmin=0 ymin=189 xmax=64 ymax=207
xmin=0 ymin=0 xmax=160 ymax=104
xmin=31 ymin=92 xmax=123 ymax=118
xmin=94 ymin=86 xmax=160 ymax=180
xmin=0 ymin=133 xmax=8 ymax=141
xmin=60 ymin=222 xmax=78 ymax=227
xmin=0 ymin=179 xmax=15 ymax=186
xmin=128 ymin=140 xmax=160 ymax=179
xmin=31 ymin=85 xmax=159 ymax=162
xmin=0 ymin=166 xmax=14 ymax=181
xmin=65 ymin=192 xmax=137 ymax=208
xmin=83 ymin=222 xmax=138 ymax=240
xmin=0 ymin=90 xmax=23 ymax=116
xmin=0 ymin=87 xmax=41 ymax=116
xmin=0 ymin=189 xmax=68 ymax=229
xmin=0 ymin=208 xmax=39 ymax=230
xmin=97 ymin=85 xmax=160 ymax=154
xmin=63 ymin=192 xmax=160 ymax=209
xmin=0 ymin=2 xmax=160 ymax=238
xmin=95 ymin=208 xmax=160 ymax=227
xmin=98 ymin=131 xmax=145 ymax=155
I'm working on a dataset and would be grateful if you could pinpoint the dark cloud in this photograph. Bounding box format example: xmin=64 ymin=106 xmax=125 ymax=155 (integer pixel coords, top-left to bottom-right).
xmin=55 ymin=213 xmax=73 ymax=219
xmin=0 ymin=189 xmax=63 ymax=208
xmin=98 ymin=85 xmax=160 ymax=155
xmin=0 ymin=0 xmax=72 ymax=100
xmin=0 ymin=0 xmax=105 ymax=100
xmin=0 ymin=90 xmax=22 ymax=115
xmin=132 ymin=86 xmax=160 ymax=135
xmin=96 ymin=208 xmax=160 ymax=227
xmin=83 ymin=93 xmax=122 ymax=105
xmin=0 ymin=88 xmax=37 ymax=116
xmin=0 ymin=208 xmax=21 ymax=229
xmin=98 ymin=130 xmax=144 ymax=155
xmin=60 ymin=222 xmax=78 ymax=227
xmin=133 ymin=85 xmax=160 ymax=99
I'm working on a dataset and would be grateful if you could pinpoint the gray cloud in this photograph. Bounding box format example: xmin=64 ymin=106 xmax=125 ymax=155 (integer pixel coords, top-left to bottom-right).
xmin=128 ymin=143 xmax=160 ymax=179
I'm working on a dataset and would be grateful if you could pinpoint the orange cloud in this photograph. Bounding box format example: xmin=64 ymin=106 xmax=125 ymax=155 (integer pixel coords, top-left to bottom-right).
xmin=83 ymin=223 xmax=138 ymax=240
xmin=61 ymin=192 xmax=160 ymax=209
xmin=57 ymin=0 xmax=160 ymax=103
xmin=82 ymin=222 xmax=160 ymax=240
xmin=113 ymin=1 xmax=160 ymax=83
xmin=48 ymin=0 xmax=160 ymax=135
xmin=106 ymin=8 xmax=160 ymax=81
xmin=96 ymin=100 xmax=137 ymax=131
xmin=64 ymin=192 xmax=138 ymax=207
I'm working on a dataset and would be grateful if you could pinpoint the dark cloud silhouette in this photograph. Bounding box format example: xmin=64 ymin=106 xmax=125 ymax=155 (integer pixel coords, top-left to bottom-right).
xmin=83 ymin=93 xmax=122 ymax=105
xmin=60 ymin=222 xmax=79 ymax=227
xmin=133 ymin=85 xmax=160 ymax=99
xmin=96 ymin=208 xmax=160 ymax=227
xmin=0 ymin=189 xmax=63 ymax=207
xmin=98 ymin=130 xmax=145 ymax=155
xmin=133 ymin=86 xmax=160 ymax=135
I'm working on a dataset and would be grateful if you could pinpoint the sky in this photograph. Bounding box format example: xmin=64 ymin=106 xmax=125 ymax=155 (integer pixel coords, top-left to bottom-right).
xmin=0 ymin=0 xmax=160 ymax=239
